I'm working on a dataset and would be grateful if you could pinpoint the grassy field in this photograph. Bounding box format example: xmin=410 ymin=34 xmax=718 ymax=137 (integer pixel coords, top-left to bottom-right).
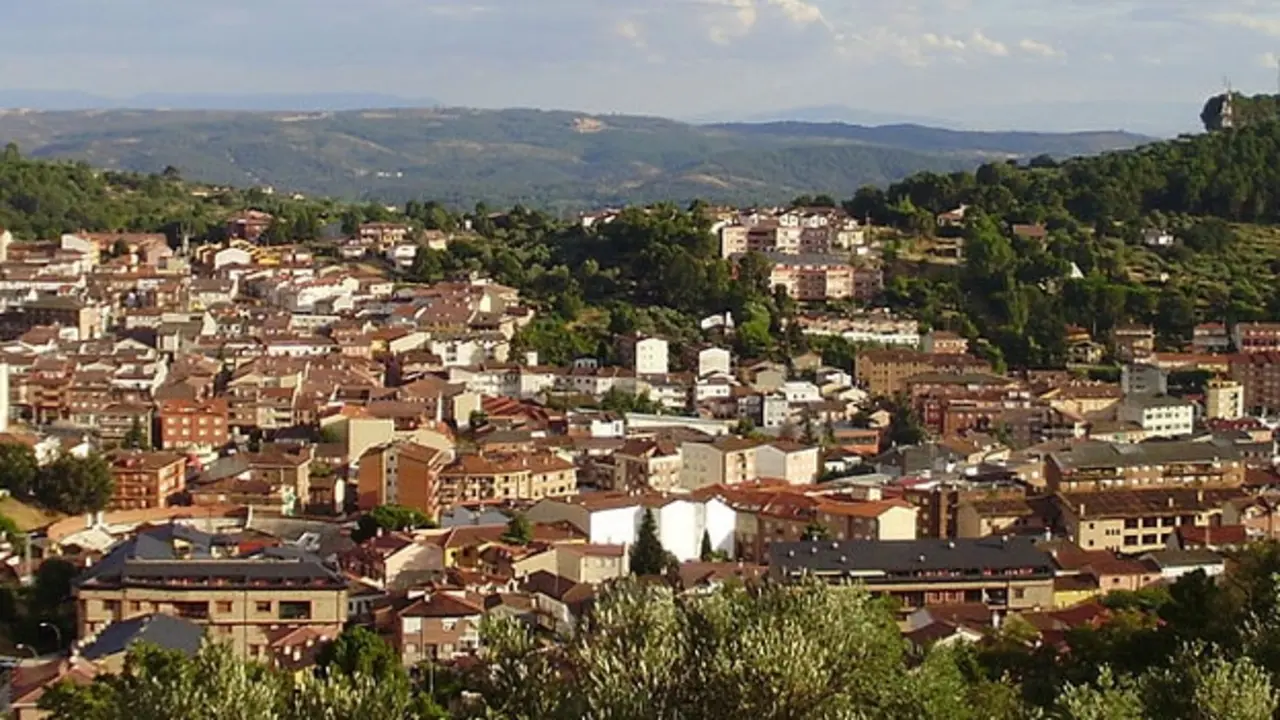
xmin=0 ymin=496 xmax=66 ymax=532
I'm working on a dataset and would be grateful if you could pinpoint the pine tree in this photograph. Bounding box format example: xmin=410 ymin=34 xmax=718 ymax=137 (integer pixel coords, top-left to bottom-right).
xmin=630 ymin=509 xmax=667 ymax=575
xmin=502 ymin=513 xmax=533 ymax=546
xmin=699 ymin=530 xmax=713 ymax=561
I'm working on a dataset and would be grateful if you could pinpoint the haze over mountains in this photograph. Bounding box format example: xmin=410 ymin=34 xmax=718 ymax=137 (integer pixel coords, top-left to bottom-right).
xmin=0 ymin=93 xmax=1154 ymax=209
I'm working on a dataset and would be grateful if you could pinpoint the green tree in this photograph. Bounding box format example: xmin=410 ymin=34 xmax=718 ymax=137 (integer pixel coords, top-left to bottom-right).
xmin=0 ymin=442 xmax=39 ymax=497
xmin=317 ymin=626 xmax=400 ymax=679
xmin=34 ymin=454 xmax=113 ymax=515
xmin=502 ymin=513 xmax=534 ymax=546
xmin=630 ymin=509 xmax=667 ymax=575
xmin=699 ymin=530 xmax=713 ymax=561
xmin=352 ymin=504 xmax=435 ymax=543
xmin=1053 ymin=666 xmax=1145 ymax=720
xmin=802 ymin=521 xmax=831 ymax=541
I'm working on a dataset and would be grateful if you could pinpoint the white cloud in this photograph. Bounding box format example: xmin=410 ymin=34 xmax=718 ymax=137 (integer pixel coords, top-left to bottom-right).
xmin=766 ymin=0 xmax=826 ymax=26
xmin=1018 ymin=38 xmax=1063 ymax=57
xmin=1208 ymin=12 xmax=1280 ymax=37
xmin=922 ymin=32 xmax=967 ymax=51
xmin=616 ymin=20 xmax=646 ymax=48
xmin=968 ymin=30 xmax=1008 ymax=56
xmin=704 ymin=0 xmax=758 ymax=45
xmin=1259 ymin=51 xmax=1280 ymax=68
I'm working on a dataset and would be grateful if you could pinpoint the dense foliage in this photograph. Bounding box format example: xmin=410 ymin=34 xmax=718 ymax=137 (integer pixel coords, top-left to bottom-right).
xmin=351 ymin=504 xmax=437 ymax=543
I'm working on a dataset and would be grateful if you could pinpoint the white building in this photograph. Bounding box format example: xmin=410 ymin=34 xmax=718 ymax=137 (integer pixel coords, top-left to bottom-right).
xmin=633 ymin=337 xmax=669 ymax=376
xmin=1121 ymin=363 xmax=1168 ymax=397
xmin=525 ymin=493 xmax=737 ymax=561
xmin=697 ymin=347 xmax=732 ymax=378
xmin=1116 ymin=396 xmax=1195 ymax=439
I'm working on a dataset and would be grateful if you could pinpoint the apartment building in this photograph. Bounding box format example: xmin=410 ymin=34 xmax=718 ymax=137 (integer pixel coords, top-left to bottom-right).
xmin=921 ymin=331 xmax=969 ymax=355
xmin=358 ymin=222 xmax=412 ymax=247
xmin=766 ymin=253 xmax=877 ymax=302
xmin=435 ymin=452 xmax=577 ymax=508
xmin=755 ymin=441 xmax=821 ymax=485
xmin=1057 ymin=487 xmax=1244 ymax=553
xmin=768 ymin=537 xmax=1056 ymax=613
xmin=393 ymin=591 xmax=484 ymax=666
xmin=1232 ymin=322 xmax=1280 ymax=353
xmin=356 ymin=440 xmax=449 ymax=517
xmin=106 ymin=450 xmax=187 ymax=510
xmin=616 ymin=334 xmax=669 ymax=376
xmin=75 ymin=525 xmax=348 ymax=657
xmin=855 ymin=349 xmax=992 ymax=397
xmin=611 ymin=438 xmax=683 ymax=492
xmin=1046 ymin=440 xmax=1245 ymax=494
xmin=680 ymin=437 xmax=764 ymax=489
xmin=1229 ymin=352 xmax=1280 ymax=412
xmin=157 ymin=398 xmax=230 ymax=452
xmin=1205 ymin=379 xmax=1245 ymax=420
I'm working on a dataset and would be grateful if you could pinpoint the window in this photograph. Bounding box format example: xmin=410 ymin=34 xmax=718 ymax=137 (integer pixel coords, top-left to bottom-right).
xmin=1013 ymin=588 xmax=1025 ymax=600
xmin=216 ymin=601 xmax=233 ymax=614
xmin=279 ymin=601 xmax=311 ymax=620
xmin=256 ymin=601 xmax=272 ymax=613
xmin=1124 ymin=519 xmax=1139 ymax=529
xmin=172 ymin=601 xmax=209 ymax=620
xmin=1142 ymin=534 xmax=1157 ymax=545
xmin=1123 ymin=536 xmax=1138 ymax=546
xmin=130 ymin=601 xmax=143 ymax=612
xmin=103 ymin=599 xmax=121 ymax=615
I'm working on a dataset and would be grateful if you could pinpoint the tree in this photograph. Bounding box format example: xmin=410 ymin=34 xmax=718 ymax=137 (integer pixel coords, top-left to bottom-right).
xmin=318 ymin=626 xmax=400 ymax=678
xmin=699 ymin=530 xmax=713 ymax=561
xmin=34 ymin=454 xmax=113 ymax=515
xmin=0 ymin=442 xmax=38 ymax=497
xmin=502 ymin=513 xmax=533 ymax=546
xmin=630 ymin=509 xmax=667 ymax=575
xmin=352 ymin=504 xmax=435 ymax=543
xmin=802 ymin=521 xmax=831 ymax=541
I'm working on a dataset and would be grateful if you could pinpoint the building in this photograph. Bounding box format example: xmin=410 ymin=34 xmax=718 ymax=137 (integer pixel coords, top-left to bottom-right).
xmin=1115 ymin=395 xmax=1195 ymax=439
xmin=525 ymin=491 xmax=736 ymax=562
xmin=617 ymin=335 xmax=669 ymax=376
xmin=1205 ymin=379 xmax=1245 ymax=420
xmin=755 ymin=441 xmax=821 ymax=485
xmin=1047 ymin=440 xmax=1245 ymax=494
xmin=1058 ymin=488 xmax=1244 ymax=553
xmin=436 ymin=452 xmax=577 ymax=509
xmin=1193 ymin=323 xmax=1231 ymax=353
xmin=75 ymin=525 xmax=348 ymax=657
xmin=612 ymin=438 xmax=683 ymax=492
xmin=766 ymin=253 xmax=874 ymax=302
xmin=921 ymin=331 xmax=969 ymax=355
xmin=393 ymin=591 xmax=484 ymax=666
xmin=680 ymin=437 xmax=763 ymax=489
xmin=0 ymin=295 xmax=103 ymax=340
xmin=358 ymin=222 xmax=412 ymax=247
xmin=1110 ymin=325 xmax=1155 ymax=362
xmin=356 ymin=441 xmax=449 ymax=518
xmin=855 ymin=349 xmax=992 ymax=397
xmin=157 ymin=398 xmax=229 ymax=452
xmin=1228 ymin=352 xmax=1280 ymax=412
xmin=767 ymin=537 xmax=1056 ymax=613
xmin=1120 ymin=363 xmax=1167 ymax=397
xmin=1232 ymin=322 xmax=1280 ymax=354
xmin=106 ymin=451 xmax=187 ymax=511
xmin=225 ymin=210 xmax=274 ymax=242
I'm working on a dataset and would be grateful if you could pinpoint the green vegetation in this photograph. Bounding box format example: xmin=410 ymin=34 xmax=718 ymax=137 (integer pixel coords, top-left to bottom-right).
xmin=0 ymin=109 xmax=1147 ymax=210
xmin=501 ymin=513 xmax=533 ymax=546
xmin=351 ymin=504 xmax=436 ymax=543
xmin=0 ymin=444 xmax=113 ymax=516
xmin=629 ymin=509 xmax=667 ymax=576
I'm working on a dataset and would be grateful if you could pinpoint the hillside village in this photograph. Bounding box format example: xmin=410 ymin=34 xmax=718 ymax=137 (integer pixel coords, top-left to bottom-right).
xmin=0 ymin=193 xmax=1279 ymax=713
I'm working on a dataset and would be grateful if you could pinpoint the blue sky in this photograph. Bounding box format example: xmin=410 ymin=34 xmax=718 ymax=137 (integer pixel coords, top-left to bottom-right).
xmin=6 ymin=0 xmax=1280 ymax=132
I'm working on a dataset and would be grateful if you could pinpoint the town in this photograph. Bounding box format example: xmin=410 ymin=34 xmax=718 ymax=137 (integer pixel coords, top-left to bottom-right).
xmin=0 ymin=187 xmax=1274 ymax=716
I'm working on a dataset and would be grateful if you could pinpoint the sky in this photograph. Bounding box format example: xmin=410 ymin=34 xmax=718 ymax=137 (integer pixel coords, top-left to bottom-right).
xmin=7 ymin=0 xmax=1280 ymax=133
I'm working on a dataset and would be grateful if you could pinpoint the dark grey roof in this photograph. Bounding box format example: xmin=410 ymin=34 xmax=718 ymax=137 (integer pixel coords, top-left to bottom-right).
xmin=768 ymin=537 xmax=1055 ymax=577
xmin=1141 ymin=549 xmax=1225 ymax=568
xmin=1051 ymin=440 xmax=1241 ymax=471
xmin=79 ymin=613 xmax=204 ymax=661
xmin=79 ymin=525 xmax=345 ymax=588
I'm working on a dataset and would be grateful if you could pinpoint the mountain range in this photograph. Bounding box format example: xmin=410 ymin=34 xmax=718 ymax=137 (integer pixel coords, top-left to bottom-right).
xmin=0 ymin=105 xmax=1153 ymax=210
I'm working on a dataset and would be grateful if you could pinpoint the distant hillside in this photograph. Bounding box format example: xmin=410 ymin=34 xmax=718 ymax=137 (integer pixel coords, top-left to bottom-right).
xmin=0 ymin=107 xmax=1152 ymax=210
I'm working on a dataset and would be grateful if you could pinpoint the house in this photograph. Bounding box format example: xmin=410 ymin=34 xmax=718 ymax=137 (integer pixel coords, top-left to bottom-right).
xmin=1142 ymin=228 xmax=1175 ymax=247
xmin=225 ymin=210 xmax=274 ymax=241
xmin=936 ymin=205 xmax=968 ymax=227
xmin=1011 ymin=223 xmax=1048 ymax=242
xmin=1110 ymin=324 xmax=1155 ymax=362
xmin=394 ymin=591 xmax=484 ymax=666
xmin=617 ymin=334 xmax=670 ymax=376
xmin=524 ymin=570 xmax=595 ymax=635
xmin=106 ymin=450 xmax=187 ymax=511
xmin=697 ymin=347 xmax=733 ymax=378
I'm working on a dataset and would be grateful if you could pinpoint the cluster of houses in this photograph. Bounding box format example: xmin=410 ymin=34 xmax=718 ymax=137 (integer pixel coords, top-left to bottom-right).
xmin=4 ymin=208 xmax=1280 ymax=716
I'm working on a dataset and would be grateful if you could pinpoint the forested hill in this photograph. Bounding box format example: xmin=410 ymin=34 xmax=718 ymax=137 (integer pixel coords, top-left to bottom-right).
xmin=0 ymin=108 xmax=1148 ymax=210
